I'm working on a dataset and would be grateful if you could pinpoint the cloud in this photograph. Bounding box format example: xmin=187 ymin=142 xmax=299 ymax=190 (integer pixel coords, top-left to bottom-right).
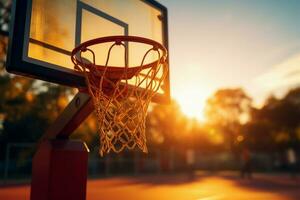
xmin=254 ymin=53 xmax=300 ymax=96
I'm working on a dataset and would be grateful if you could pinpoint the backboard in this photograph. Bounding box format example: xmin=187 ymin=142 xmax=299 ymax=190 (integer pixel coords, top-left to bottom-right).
xmin=6 ymin=0 xmax=169 ymax=103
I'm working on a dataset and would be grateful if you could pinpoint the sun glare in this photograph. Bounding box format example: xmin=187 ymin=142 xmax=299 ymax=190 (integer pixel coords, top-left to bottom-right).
xmin=174 ymin=89 xmax=209 ymax=122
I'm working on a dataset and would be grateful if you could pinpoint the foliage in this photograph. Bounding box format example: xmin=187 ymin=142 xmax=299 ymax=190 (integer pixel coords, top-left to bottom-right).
xmin=205 ymin=88 xmax=252 ymax=126
xmin=0 ymin=34 xmax=98 ymax=159
xmin=146 ymin=100 xmax=186 ymax=147
xmin=146 ymin=101 xmax=228 ymax=153
xmin=204 ymin=88 xmax=252 ymax=151
xmin=248 ymin=89 xmax=300 ymax=150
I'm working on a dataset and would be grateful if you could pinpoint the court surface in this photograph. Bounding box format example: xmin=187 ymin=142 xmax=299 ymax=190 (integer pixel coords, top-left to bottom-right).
xmin=1 ymin=173 xmax=300 ymax=200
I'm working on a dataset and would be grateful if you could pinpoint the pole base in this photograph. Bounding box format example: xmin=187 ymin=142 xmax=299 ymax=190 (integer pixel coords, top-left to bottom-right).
xmin=30 ymin=139 xmax=89 ymax=200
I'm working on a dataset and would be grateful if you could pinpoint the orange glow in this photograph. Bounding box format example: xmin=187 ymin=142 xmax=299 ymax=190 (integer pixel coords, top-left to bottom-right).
xmin=0 ymin=176 xmax=291 ymax=200
xmin=57 ymin=96 xmax=68 ymax=108
xmin=237 ymin=135 xmax=244 ymax=142
xmin=25 ymin=92 xmax=34 ymax=102
xmin=174 ymin=85 xmax=210 ymax=122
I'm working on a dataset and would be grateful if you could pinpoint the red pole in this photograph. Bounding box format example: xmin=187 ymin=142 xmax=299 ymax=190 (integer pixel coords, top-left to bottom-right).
xmin=30 ymin=139 xmax=89 ymax=200
xmin=30 ymin=93 xmax=92 ymax=200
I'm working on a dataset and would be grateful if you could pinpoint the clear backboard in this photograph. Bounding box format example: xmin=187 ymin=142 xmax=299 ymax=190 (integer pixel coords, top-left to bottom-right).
xmin=6 ymin=0 xmax=169 ymax=103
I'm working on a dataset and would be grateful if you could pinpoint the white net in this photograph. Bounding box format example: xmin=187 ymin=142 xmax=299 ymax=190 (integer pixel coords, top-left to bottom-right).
xmin=72 ymin=37 xmax=168 ymax=156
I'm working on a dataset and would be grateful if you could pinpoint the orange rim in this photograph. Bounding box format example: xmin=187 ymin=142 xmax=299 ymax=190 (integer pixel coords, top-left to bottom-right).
xmin=71 ymin=35 xmax=167 ymax=77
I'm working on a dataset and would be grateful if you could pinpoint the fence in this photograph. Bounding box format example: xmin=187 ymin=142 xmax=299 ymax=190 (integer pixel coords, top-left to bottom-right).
xmin=0 ymin=143 xmax=293 ymax=183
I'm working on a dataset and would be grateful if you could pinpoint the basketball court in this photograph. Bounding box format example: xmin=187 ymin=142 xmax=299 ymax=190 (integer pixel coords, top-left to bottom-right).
xmin=4 ymin=0 xmax=300 ymax=200
xmin=1 ymin=173 xmax=300 ymax=200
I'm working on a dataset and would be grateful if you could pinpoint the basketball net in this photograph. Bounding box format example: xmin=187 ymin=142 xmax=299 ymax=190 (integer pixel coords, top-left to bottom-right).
xmin=72 ymin=36 xmax=168 ymax=156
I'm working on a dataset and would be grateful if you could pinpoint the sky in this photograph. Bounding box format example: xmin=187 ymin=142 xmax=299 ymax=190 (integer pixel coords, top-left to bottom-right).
xmin=158 ymin=0 xmax=300 ymax=120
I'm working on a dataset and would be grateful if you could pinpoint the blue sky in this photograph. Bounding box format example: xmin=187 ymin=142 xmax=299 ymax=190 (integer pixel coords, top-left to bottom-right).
xmin=158 ymin=0 xmax=300 ymax=120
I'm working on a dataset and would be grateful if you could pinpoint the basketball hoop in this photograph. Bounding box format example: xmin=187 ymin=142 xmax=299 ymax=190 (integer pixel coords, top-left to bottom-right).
xmin=71 ymin=36 xmax=168 ymax=156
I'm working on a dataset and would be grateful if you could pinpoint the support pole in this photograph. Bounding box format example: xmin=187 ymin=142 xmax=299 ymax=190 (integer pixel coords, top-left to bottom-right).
xmin=31 ymin=92 xmax=93 ymax=200
xmin=30 ymin=140 xmax=89 ymax=200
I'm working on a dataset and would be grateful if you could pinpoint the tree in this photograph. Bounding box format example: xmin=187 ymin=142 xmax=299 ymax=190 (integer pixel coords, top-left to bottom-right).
xmin=242 ymin=119 xmax=275 ymax=152
xmin=204 ymin=88 xmax=252 ymax=150
xmin=0 ymin=34 xmax=98 ymax=159
xmin=252 ymin=89 xmax=300 ymax=149
xmin=146 ymin=100 xmax=187 ymax=148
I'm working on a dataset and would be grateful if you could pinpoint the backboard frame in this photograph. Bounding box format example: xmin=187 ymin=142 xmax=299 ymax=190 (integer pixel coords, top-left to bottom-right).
xmin=6 ymin=0 xmax=170 ymax=104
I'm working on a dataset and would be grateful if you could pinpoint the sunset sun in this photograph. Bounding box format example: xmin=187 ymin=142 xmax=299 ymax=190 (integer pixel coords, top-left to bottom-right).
xmin=174 ymin=88 xmax=209 ymax=122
